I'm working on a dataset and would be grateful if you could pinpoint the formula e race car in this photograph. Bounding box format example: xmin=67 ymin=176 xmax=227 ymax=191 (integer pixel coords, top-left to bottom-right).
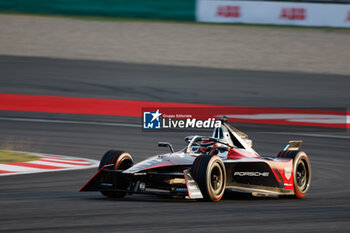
xmin=80 ymin=118 xmax=311 ymax=201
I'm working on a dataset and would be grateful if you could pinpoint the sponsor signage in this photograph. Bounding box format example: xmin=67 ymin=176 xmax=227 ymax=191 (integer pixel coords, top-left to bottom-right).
xmin=234 ymin=171 xmax=270 ymax=177
xmin=284 ymin=167 xmax=292 ymax=180
xmin=197 ymin=0 xmax=350 ymax=28
xmin=216 ymin=5 xmax=241 ymax=18
xmin=347 ymin=10 xmax=350 ymax=21
xmin=280 ymin=8 xmax=306 ymax=20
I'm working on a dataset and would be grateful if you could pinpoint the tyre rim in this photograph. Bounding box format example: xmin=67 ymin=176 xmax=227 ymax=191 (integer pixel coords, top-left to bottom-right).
xmin=296 ymin=159 xmax=308 ymax=191
xmin=118 ymin=158 xmax=133 ymax=170
xmin=210 ymin=164 xmax=223 ymax=195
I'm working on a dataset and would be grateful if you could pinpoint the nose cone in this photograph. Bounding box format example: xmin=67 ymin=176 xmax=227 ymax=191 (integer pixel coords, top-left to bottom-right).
xmin=122 ymin=155 xmax=172 ymax=174
xmin=122 ymin=152 xmax=195 ymax=174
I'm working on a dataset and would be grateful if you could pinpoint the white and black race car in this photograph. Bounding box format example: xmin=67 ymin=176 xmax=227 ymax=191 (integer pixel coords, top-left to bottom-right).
xmin=81 ymin=119 xmax=311 ymax=201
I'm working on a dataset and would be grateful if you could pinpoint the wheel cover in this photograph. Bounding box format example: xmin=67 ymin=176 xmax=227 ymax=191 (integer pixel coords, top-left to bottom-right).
xmin=117 ymin=155 xmax=133 ymax=170
xmin=296 ymin=159 xmax=308 ymax=192
xmin=210 ymin=163 xmax=224 ymax=195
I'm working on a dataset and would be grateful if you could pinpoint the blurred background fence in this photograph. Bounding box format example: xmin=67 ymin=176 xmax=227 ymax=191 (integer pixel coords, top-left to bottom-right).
xmin=237 ymin=0 xmax=350 ymax=2
xmin=0 ymin=0 xmax=196 ymax=21
xmin=0 ymin=0 xmax=349 ymax=27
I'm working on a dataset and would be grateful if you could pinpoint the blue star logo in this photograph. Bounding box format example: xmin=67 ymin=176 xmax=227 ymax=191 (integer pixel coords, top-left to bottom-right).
xmin=143 ymin=109 xmax=162 ymax=129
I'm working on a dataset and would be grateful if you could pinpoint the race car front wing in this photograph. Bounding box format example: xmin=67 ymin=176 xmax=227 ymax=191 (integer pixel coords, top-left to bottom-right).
xmin=80 ymin=165 xmax=204 ymax=199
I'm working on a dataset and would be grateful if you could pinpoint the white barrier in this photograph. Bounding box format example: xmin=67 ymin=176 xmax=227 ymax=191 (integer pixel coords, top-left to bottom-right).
xmin=196 ymin=0 xmax=350 ymax=28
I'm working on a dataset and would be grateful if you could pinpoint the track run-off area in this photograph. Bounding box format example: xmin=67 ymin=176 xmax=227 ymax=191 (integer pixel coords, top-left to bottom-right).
xmin=0 ymin=151 xmax=98 ymax=176
xmin=0 ymin=55 xmax=349 ymax=232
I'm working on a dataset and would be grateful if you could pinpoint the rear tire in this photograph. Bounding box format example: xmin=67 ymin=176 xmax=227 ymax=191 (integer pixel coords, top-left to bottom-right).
xmin=191 ymin=155 xmax=226 ymax=202
xmin=99 ymin=150 xmax=133 ymax=198
xmin=278 ymin=150 xmax=311 ymax=198
xmin=293 ymin=152 xmax=311 ymax=198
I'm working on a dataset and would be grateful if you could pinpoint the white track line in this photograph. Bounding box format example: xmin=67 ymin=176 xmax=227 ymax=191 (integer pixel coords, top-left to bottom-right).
xmin=41 ymin=158 xmax=91 ymax=165
xmin=263 ymin=132 xmax=350 ymax=139
xmin=1 ymin=117 xmax=348 ymax=140
xmin=41 ymin=155 xmax=91 ymax=162
xmin=0 ymin=117 xmax=140 ymax=127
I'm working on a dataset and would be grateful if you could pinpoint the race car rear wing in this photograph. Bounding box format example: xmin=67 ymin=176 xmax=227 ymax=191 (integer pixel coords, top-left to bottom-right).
xmin=283 ymin=140 xmax=303 ymax=151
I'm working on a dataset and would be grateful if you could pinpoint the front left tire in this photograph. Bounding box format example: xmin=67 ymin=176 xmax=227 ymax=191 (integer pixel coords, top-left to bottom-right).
xmin=99 ymin=150 xmax=134 ymax=198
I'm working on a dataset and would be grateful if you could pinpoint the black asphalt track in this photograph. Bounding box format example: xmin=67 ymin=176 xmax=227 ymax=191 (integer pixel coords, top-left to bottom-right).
xmin=0 ymin=55 xmax=349 ymax=233
xmin=0 ymin=55 xmax=349 ymax=108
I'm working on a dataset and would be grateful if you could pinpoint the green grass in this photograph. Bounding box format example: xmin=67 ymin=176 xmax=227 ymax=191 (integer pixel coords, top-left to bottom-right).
xmin=1 ymin=11 xmax=350 ymax=32
xmin=0 ymin=151 xmax=40 ymax=163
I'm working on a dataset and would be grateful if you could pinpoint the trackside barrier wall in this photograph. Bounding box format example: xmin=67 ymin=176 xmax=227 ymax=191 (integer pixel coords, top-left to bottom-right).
xmin=197 ymin=0 xmax=350 ymax=28
xmin=0 ymin=0 xmax=195 ymax=21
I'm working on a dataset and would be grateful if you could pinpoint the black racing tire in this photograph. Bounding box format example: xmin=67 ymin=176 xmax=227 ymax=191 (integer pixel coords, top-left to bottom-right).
xmin=191 ymin=155 xmax=226 ymax=202
xmin=99 ymin=150 xmax=134 ymax=198
xmin=277 ymin=150 xmax=311 ymax=198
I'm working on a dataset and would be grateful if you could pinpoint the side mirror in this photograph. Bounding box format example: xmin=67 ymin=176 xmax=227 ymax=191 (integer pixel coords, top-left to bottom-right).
xmin=158 ymin=142 xmax=174 ymax=153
